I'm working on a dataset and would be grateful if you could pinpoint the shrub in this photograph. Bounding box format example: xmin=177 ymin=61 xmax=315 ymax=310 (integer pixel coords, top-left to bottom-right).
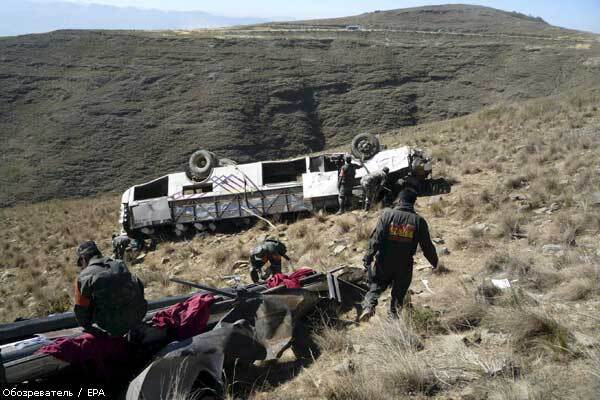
xmin=486 ymin=308 xmax=572 ymax=356
xmin=314 ymin=325 xmax=352 ymax=354
xmin=335 ymin=215 xmax=356 ymax=234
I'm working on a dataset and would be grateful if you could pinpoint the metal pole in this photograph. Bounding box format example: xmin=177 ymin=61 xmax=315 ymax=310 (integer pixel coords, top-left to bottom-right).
xmin=169 ymin=278 xmax=237 ymax=299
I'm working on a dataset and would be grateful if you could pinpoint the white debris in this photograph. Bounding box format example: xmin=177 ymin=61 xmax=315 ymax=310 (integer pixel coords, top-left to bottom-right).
xmin=421 ymin=279 xmax=435 ymax=294
xmin=590 ymin=192 xmax=600 ymax=206
xmin=491 ymin=278 xmax=511 ymax=289
xmin=333 ymin=245 xmax=346 ymax=255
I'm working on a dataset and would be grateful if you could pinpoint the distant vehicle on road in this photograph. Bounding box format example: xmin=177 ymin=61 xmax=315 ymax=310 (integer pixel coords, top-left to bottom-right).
xmin=119 ymin=133 xmax=450 ymax=237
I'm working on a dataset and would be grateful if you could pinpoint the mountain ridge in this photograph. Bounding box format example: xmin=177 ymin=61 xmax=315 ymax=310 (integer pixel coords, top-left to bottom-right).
xmin=1 ymin=0 xmax=273 ymax=37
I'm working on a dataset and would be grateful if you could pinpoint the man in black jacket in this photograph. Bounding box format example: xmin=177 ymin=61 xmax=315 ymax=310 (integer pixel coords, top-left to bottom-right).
xmin=360 ymin=189 xmax=438 ymax=321
xmin=336 ymin=154 xmax=362 ymax=214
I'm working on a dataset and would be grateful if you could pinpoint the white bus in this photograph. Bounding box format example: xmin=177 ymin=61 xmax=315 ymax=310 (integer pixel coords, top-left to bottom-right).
xmin=119 ymin=134 xmax=449 ymax=237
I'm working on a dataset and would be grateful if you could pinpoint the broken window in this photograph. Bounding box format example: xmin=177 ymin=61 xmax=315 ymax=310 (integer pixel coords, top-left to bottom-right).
xmin=262 ymin=158 xmax=307 ymax=184
xmin=183 ymin=182 xmax=214 ymax=195
xmin=134 ymin=176 xmax=169 ymax=201
xmin=323 ymin=155 xmax=342 ymax=172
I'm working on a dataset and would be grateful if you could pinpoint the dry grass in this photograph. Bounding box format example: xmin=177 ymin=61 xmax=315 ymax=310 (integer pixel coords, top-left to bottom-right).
xmin=443 ymin=297 xmax=488 ymax=332
xmin=3 ymin=89 xmax=600 ymax=399
xmin=486 ymin=308 xmax=572 ymax=357
xmin=484 ymin=252 xmax=532 ymax=277
xmin=456 ymin=345 xmax=520 ymax=380
xmin=553 ymin=262 xmax=600 ymax=301
xmin=335 ymin=214 xmax=357 ymax=234
xmin=0 ymin=194 xmax=119 ymax=321
xmin=313 ymin=325 xmax=353 ymax=354
xmin=313 ymin=319 xmax=436 ymax=398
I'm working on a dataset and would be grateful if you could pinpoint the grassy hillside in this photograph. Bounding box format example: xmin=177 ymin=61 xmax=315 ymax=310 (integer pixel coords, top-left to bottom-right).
xmin=1 ymin=89 xmax=599 ymax=398
xmin=275 ymin=4 xmax=595 ymax=37
xmin=1 ymin=5 xmax=600 ymax=206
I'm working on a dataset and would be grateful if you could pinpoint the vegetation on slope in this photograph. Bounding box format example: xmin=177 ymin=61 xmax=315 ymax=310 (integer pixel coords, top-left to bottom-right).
xmin=1 ymin=5 xmax=600 ymax=206
xmin=1 ymin=88 xmax=599 ymax=397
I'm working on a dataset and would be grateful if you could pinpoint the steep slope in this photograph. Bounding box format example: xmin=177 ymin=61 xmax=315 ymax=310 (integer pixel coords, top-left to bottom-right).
xmin=1 ymin=90 xmax=599 ymax=398
xmin=1 ymin=5 xmax=600 ymax=206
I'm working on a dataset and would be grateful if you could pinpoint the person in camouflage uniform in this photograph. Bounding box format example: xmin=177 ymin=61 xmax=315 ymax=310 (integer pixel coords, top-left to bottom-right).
xmin=360 ymin=189 xmax=438 ymax=321
xmin=360 ymin=167 xmax=390 ymax=211
xmin=249 ymin=238 xmax=290 ymax=283
xmin=337 ymin=154 xmax=362 ymax=214
xmin=111 ymin=233 xmax=131 ymax=260
xmin=74 ymin=241 xmax=147 ymax=337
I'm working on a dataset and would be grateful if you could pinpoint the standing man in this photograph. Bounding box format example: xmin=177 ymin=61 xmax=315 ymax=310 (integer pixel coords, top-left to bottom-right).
xmin=249 ymin=238 xmax=290 ymax=283
xmin=360 ymin=167 xmax=390 ymax=211
xmin=74 ymin=241 xmax=147 ymax=337
xmin=360 ymin=189 xmax=438 ymax=321
xmin=337 ymin=154 xmax=361 ymax=214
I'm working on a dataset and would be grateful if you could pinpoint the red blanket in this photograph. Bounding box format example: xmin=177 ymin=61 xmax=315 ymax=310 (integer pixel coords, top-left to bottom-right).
xmin=266 ymin=268 xmax=315 ymax=289
xmin=151 ymin=293 xmax=215 ymax=340
xmin=36 ymin=333 xmax=131 ymax=380
xmin=36 ymin=293 xmax=216 ymax=379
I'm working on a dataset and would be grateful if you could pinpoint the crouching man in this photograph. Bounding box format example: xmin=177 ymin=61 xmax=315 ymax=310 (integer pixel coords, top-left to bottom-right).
xmin=360 ymin=167 xmax=390 ymax=211
xmin=74 ymin=241 xmax=148 ymax=337
xmin=360 ymin=189 xmax=439 ymax=321
xmin=249 ymin=238 xmax=290 ymax=283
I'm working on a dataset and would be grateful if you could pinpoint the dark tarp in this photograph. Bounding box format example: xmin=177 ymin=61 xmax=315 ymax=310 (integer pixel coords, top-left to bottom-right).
xmin=126 ymin=292 xmax=320 ymax=400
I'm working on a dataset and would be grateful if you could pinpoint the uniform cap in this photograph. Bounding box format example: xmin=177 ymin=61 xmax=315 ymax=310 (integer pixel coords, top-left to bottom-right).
xmin=76 ymin=241 xmax=100 ymax=259
xmin=398 ymin=188 xmax=418 ymax=204
xmin=382 ymin=167 xmax=390 ymax=174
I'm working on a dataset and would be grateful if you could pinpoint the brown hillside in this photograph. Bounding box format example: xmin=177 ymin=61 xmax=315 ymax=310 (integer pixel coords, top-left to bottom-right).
xmin=1 ymin=90 xmax=599 ymax=398
xmin=277 ymin=4 xmax=592 ymax=37
xmin=1 ymin=5 xmax=600 ymax=206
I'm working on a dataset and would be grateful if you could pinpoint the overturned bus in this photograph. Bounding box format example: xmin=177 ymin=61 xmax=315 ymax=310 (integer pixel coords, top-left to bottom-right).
xmin=120 ymin=133 xmax=450 ymax=237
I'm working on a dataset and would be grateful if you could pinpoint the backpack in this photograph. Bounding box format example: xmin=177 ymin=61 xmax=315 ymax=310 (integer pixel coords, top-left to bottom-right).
xmin=265 ymin=238 xmax=287 ymax=257
xmin=81 ymin=258 xmax=148 ymax=336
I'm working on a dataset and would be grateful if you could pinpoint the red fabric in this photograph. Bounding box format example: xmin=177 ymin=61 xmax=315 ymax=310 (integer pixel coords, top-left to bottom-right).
xmin=266 ymin=268 xmax=315 ymax=289
xmin=151 ymin=293 xmax=216 ymax=340
xmin=36 ymin=333 xmax=131 ymax=379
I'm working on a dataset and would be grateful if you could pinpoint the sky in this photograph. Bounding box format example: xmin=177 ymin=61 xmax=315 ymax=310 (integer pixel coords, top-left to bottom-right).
xmin=22 ymin=0 xmax=600 ymax=33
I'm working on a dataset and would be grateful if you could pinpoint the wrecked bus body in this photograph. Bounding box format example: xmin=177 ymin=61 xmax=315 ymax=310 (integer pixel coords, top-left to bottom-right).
xmin=120 ymin=134 xmax=450 ymax=237
xmin=1 ymin=267 xmax=365 ymax=398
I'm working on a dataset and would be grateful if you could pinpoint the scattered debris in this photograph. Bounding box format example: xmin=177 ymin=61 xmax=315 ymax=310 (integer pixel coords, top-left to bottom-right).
xmin=590 ymin=191 xmax=600 ymax=207
xmin=230 ymin=260 xmax=249 ymax=271
xmin=437 ymin=247 xmax=450 ymax=256
xmin=352 ymin=344 xmax=363 ymax=354
xmin=469 ymin=223 xmax=489 ymax=236
xmin=333 ymin=245 xmax=347 ymax=256
xmin=491 ymin=278 xmax=511 ymax=289
xmin=542 ymin=244 xmax=564 ymax=256
xmin=432 ymin=237 xmax=445 ymax=244
xmin=421 ymin=279 xmax=435 ymax=294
